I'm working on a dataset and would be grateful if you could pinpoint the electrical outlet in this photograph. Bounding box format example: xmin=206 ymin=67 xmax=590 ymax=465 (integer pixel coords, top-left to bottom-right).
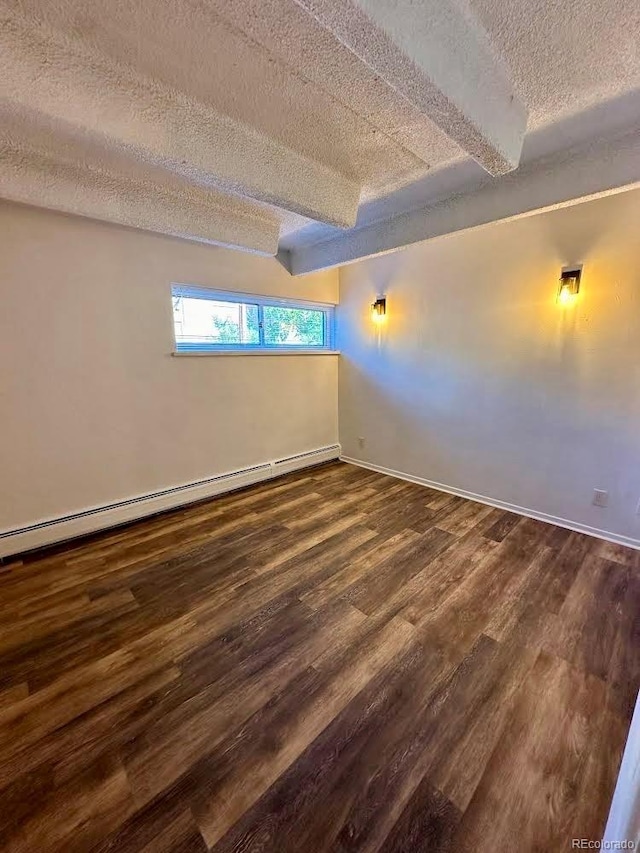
xmin=636 ymin=498 xmax=640 ymax=516
xmin=592 ymin=489 xmax=609 ymax=508
xmin=357 ymin=436 xmax=365 ymax=450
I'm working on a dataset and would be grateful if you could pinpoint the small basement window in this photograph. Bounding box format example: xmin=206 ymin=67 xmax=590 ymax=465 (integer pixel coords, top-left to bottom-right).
xmin=171 ymin=285 xmax=336 ymax=354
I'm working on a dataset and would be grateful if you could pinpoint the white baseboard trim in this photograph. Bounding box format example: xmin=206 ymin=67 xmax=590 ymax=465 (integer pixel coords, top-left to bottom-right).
xmin=341 ymin=456 xmax=640 ymax=552
xmin=0 ymin=444 xmax=341 ymax=559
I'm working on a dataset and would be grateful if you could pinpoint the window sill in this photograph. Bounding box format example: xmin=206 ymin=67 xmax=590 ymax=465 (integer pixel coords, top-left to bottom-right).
xmin=172 ymin=349 xmax=340 ymax=357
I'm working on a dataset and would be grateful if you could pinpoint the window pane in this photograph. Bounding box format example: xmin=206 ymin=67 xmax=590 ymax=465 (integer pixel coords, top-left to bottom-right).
xmin=173 ymin=296 xmax=259 ymax=346
xmin=262 ymin=306 xmax=325 ymax=347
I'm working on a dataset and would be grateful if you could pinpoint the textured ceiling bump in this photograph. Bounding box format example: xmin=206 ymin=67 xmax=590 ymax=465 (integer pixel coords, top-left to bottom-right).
xmin=291 ymin=0 xmax=528 ymax=175
xmin=0 ymin=125 xmax=281 ymax=255
xmin=0 ymin=0 xmax=638 ymax=260
xmin=0 ymin=4 xmax=362 ymax=229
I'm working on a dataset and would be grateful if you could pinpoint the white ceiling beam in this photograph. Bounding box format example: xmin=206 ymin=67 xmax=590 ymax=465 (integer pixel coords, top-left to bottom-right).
xmin=293 ymin=0 xmax=528 ymax=176
xmin=290 ymin=128 xmax=640 ymax=274
xmin=0 ymin=12 xmax=361 ymax=229
xmin=0 ymin=143 xmax=281 ymax=255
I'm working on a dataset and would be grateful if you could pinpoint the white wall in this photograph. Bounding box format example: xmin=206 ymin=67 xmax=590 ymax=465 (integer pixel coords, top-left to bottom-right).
xmin=338 ymin=188 xmax=640 ymax=545
xmin=604 ymin=691 xmax=640 ymax=847
xmin=0 ymin=202 xmax=338 ymax=532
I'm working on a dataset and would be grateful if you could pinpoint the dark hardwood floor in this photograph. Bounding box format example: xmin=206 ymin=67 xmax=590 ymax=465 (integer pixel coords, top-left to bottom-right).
xmin=0 ymin=461 xmax=638 ymax=852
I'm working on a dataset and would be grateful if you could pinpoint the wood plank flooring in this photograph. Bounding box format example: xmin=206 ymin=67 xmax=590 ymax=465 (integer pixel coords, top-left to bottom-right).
xmin=0 ymin=461 xmax=638 ymax=852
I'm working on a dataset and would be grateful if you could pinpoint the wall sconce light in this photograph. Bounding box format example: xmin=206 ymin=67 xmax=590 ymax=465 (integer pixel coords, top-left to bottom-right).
xmin=557 ymin=266 xmax=582 ymax=305
xmin=371 ymin=297 xmax=387 ymax=323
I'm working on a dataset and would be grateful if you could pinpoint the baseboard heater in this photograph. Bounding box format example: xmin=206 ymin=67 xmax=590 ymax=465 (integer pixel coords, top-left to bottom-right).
xmin=0 ymin=444 xmax=341 ymax=559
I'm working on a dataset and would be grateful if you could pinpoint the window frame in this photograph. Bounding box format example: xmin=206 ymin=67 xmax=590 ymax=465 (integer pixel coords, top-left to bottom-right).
xmin=171 ymin=284 xmax=337 ymax=354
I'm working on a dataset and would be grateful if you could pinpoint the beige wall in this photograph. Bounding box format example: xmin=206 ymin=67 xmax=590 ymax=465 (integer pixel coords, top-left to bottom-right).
xmin=4 ymin=189 xmax=640 ymax=545
xmin=338 ymin=188 xmax=640 ymax=544
xmin=0 ymin=202 xmax=338 ymax=530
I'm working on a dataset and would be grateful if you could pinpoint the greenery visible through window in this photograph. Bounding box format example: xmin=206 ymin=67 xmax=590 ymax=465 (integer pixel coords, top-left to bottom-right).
xmin=262 ymin=305 xmax=325 ymax=347
xmin=172 ymin=285 xmax=335 ymax=352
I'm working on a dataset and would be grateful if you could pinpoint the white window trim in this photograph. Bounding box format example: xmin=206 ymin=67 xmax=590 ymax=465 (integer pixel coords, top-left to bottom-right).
xmin=171 ymin=349 xmax=340 ymax=357
xmin=171 ymin=284 xmax=337 ymax=355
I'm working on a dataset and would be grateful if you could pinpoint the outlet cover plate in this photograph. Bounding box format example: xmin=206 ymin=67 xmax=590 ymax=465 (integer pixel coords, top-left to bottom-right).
xmin=592 ymin=489 xmax=609 ymax=508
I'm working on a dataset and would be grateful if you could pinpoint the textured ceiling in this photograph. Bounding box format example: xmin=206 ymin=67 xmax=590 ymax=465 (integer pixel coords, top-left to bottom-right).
xmin=472 ymin=0 xmax=640 ymax=126
xmin=1 ymin=0 xmax=639 ymax=265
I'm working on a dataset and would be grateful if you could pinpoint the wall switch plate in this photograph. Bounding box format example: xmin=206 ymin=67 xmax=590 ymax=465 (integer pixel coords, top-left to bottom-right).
xmin=592 ymin=489 xmax=609 ymax=508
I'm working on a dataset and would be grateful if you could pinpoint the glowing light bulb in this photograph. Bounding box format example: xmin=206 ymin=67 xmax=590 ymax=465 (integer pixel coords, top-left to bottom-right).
xmin=557 ymin=284 xmax=576 ymax=305
xmin=557 ymin=267 xmax=582 ymax=305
